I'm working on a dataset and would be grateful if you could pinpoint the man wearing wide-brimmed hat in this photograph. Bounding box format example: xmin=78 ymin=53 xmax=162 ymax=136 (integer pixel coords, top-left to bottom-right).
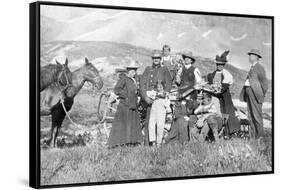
xmin=240 ymin=49 xmax=268 ymax=139
xmin=175 ymin=51 xmax=201 ymax=99
xmin=207 ymin=50 xmax=240 ymax=137
xmin=140 ymin=49 xmax=172 ymax=145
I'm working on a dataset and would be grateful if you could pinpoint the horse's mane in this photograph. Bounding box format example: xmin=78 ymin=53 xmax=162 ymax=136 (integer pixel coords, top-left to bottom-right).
xmin=41 ymin=63 xmax=62 ymax=71
xmin=40 ymin=64 xmax=63 ymax=90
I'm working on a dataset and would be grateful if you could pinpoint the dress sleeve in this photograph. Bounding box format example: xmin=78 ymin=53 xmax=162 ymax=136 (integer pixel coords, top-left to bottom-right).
xmin=258 ymin=65 xmax=268 ymax=95
xmin=194 ymin=68 xmax=202 ymax=84
xmin=219 ymin=69 xmax=232 ymax=94
xmin=140 ymin=67 xmax=149 ymax=98
xmin=114 ymin=78 xmax=127 ymax=99
xmin=222 ymin=69 xmax=233 ymax=85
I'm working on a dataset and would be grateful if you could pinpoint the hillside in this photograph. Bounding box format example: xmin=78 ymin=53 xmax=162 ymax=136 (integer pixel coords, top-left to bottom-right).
xmin=40 ymin=41 xmax=272 ymax=102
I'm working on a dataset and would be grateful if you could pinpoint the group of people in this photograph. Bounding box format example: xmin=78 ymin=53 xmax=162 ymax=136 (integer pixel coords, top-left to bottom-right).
xmin=107 ymin=45 xmax=268 ymax=148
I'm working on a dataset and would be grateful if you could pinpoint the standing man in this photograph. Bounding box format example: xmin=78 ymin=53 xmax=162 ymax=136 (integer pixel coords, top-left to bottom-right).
xmin=140 ymin=50 xmax=172 ymax=145
xmin=240 ymin=49 xmax=268 ymax=139
xmin=175 ymin=51 xmax=201 ymax=99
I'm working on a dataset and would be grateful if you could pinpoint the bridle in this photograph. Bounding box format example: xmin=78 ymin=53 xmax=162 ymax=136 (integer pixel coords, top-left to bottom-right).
xmin=85 ymin=74 xmax=102 ymax=88
xmin=56 ymin=66 xmax=72 ymax=91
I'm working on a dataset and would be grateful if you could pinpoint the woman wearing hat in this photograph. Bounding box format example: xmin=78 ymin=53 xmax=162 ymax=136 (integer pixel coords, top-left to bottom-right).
xmin=207 ymin=50 xmax=240 ymax=137
xmin=107 ymin=61 xmax=143 ymax=147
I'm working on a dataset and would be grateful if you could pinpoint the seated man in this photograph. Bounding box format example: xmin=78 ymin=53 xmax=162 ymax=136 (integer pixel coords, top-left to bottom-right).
xmin=190 ymin=92 xmax=223 ymax=142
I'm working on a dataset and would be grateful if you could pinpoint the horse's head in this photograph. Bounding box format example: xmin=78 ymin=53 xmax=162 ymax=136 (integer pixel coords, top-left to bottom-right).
xmin=81 ymin=57 xmax=103 ymax=90
xmin=56 ymin=58 xmax=72 ymax=87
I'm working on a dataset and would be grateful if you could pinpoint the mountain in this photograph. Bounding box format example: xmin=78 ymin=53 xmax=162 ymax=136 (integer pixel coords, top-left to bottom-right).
xmin=40 ymin=41 xmax=272 ymax=102
xmin=41 ymin=10 xmax=272 ymax=77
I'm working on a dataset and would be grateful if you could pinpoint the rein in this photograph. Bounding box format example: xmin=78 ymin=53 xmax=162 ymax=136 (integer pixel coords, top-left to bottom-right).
xmin=57 ymin=66 xmax=71 ymax=88
xmin=61 ymin=100 xmax=82 ymax=129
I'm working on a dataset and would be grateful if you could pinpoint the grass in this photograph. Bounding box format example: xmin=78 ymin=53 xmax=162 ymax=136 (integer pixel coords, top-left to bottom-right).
xmin=40 ymin=88 xmax=272 ymax=186
xmin=41 ymin=132 xmax=272 ymax=186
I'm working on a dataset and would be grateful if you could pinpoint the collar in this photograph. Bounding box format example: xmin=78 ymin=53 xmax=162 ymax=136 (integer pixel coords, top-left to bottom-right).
xmin=251 ymin=61 xmax=258 ymax=67
xmin=152 ymin=63 xmax=161 ymax=68
xmin=184 ymin=64 xmax=192 ymax=69
xmin=162 ymin=55 xmax=171 ymax=60
xmin=128 ymin=76 xmax=136 ymax=84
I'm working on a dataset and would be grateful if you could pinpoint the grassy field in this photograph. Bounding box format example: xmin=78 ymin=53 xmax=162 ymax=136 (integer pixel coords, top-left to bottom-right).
xmin=41 ymin=133 xmax=272 ymax=186
xmin=40 ymin=89 xmax=272 ymax=186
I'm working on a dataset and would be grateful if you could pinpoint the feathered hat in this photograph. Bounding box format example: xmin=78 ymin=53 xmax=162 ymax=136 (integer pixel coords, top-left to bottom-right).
xmin=215 ymin=50 xmax=230 ymax=65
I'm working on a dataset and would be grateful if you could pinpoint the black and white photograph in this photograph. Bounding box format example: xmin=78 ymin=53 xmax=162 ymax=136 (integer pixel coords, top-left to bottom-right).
xmin=29 ymin=1 xmax=273 ymax=188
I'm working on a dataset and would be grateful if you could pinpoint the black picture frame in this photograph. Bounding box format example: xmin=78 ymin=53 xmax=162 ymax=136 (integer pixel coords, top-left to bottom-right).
xmin=30 ymin=1 xmax=274 ymax=189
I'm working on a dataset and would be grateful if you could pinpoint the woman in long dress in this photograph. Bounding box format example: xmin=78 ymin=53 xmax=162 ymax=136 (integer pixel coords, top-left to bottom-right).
xmin=107 ymin=62 xmax=143 ymax=147
xmin=207 ymin=50 xmax=240 ymax=137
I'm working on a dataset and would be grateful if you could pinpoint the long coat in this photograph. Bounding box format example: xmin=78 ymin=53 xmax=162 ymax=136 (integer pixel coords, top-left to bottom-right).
xmin=107 ymin=76 xmax=143 ymax=147
xmin=239 ymin=62 xmax=268 ymax=138
xmin=240 ymin=62 xmax=268 ymax=104
xmin=207 ymin=70 xmax=240 ymax=134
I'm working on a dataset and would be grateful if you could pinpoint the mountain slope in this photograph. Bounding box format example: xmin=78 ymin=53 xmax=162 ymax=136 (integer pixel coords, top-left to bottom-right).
xmin=41 ymin=41 xmax=272 ymax=102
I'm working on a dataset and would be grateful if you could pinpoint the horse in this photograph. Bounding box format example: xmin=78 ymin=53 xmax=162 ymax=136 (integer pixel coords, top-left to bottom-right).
xmin=40 ymin=58 xmax=72 ymax=91
xmin=40 ymin=57 xmax=103 ymax=147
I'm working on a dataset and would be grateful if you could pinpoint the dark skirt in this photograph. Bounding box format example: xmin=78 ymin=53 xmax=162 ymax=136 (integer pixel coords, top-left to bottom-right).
xmin=107 ymin=103 xmax=143 ymax=147
xmin=218 ymin=91 xmax=240 ymax=134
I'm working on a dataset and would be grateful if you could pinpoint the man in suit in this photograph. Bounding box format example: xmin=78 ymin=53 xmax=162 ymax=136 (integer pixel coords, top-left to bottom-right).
xmin=140 ymin=49 xmax=172 ymax=145
xmin=240 ymin=49 xmax=268 ymax=139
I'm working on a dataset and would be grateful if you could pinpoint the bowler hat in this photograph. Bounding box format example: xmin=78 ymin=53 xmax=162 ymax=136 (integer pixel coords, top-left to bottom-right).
xmin=182 ymin=51 xmax=195 ymax=63
xmin=151 ymin=50 xmax=162 ymax=58
xmin=248 ymin=49 xmax=262 ymax=58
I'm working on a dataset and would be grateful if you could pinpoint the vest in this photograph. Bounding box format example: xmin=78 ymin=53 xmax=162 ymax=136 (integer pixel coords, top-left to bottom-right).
xmin=180 ymin=65 xmax=196 ymax=87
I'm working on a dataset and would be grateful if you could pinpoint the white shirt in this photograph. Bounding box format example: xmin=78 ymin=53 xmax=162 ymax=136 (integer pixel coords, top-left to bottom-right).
xmin=214 ymin=69 xmax=233 ymax=85
xmin=176 ymin=64 xmax=202 ymax=84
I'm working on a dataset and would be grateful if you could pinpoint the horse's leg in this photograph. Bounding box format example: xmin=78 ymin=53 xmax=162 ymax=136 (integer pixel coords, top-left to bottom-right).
xmin=46 ymin=125 xmax=54 ymax=146
xmin=51 ymin=126 xmax=58 ymax=148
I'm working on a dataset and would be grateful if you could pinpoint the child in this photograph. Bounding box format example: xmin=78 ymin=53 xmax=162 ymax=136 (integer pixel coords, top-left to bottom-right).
xmin=190 ymin=92 xmax=221 ymax=142
xmin=148 ymin=80 xmax=171 ymax=146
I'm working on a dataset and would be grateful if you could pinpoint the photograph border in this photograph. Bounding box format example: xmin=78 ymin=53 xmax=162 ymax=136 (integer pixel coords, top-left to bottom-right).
xmin=29 ymin=1 xmax=274 ymax=188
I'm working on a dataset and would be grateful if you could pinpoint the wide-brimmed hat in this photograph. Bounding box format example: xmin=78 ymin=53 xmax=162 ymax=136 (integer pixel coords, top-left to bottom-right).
xmin=126 ymin=60 xmax=139 ymax=70
xmin=151 ymin=50 xmax=162 ymax=59
xmin=248 ymin=49 xmax=262 ymax=58
xmin=115 ymin=68 xmax=127 ymax=73
xmin=182 ymin=51 xmax=195 ymax=63
xmin=215 ymin=50 xmax=230 ymax=65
